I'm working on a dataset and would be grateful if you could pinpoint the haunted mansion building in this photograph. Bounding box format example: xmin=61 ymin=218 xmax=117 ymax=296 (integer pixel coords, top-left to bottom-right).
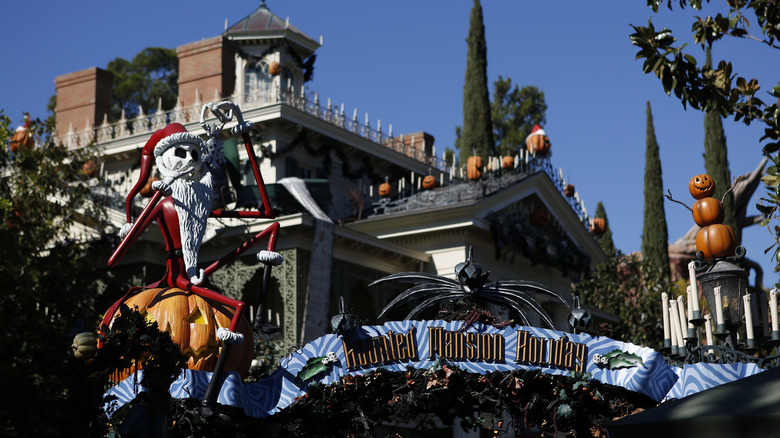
xmin=53 ymin=3 xmax=606 ymax=357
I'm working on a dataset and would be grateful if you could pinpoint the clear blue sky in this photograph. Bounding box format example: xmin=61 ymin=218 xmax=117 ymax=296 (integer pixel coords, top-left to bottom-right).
xmin=2 ymin=1 xmax=777 ymax=287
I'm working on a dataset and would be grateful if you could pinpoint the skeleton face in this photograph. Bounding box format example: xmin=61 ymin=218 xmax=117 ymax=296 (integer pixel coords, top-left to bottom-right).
xmin=157 ymin=142 xmax=203 ymax=178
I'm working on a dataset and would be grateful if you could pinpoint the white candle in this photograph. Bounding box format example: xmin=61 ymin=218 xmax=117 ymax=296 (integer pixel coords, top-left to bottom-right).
xmin=670 ymin=301 xmax=685 ymax=347
xmin=771 ymin=289 xmax=779 ymax=332
xmin=686 ymin=286 xmax=694 ymax=328
xmin=759 ymin=291 xmax=769 ymax=337
xmin=688 ymin=261 xmax=700 ymax=313
xmin=677 ymin=297 xmax=689 ymax=332
xmin=744 ymin=294 xmax=755 ymax=341
xmin=714 ymin=286 xmax=725 ymax=326
xmin=704 ymin=314 xmax=714 ymax=345
xmin=662 ymin=292 xmax=671 ymax=341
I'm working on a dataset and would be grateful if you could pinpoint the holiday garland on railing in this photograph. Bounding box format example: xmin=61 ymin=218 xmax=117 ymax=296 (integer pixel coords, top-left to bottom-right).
xmin=490 ymin=211 xmax=591 ymax=281
xmin=253 ymin=129 xmax=386 ymax=183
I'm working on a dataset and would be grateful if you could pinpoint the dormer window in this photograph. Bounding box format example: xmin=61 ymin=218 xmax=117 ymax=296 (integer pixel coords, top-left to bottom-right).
xmin=245 ymin=60 xmax=272 ymax=101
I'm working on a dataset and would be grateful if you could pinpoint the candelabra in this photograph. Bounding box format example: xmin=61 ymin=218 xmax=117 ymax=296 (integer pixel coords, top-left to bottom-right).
xmin=662 ymin=248 xmax=780 ymax=368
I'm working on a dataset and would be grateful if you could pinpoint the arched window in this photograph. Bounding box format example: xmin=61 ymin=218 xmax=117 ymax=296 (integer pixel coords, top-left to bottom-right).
xmin=244 ymin=60 xmax=272 ymax=101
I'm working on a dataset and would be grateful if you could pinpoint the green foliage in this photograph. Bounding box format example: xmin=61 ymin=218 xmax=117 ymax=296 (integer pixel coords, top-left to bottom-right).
xmin=460 ymin=0 xmax=495 ymax=160
xmin=491 ymin=76 xmax=547 ymax=156
xmin=642 ymin=102 xmax=672 ymax=281
xmin=0 ymin=112 xmax=116 ymax=436
xmin=106 ymin=47 xmax=179 ymax=120
xmin=630 ymin=1 xmax=780 ymax=274
xmin=269 ymin=367 xmax=654 ymax=438
xmin=594 ymin=201 xmax=618 ymax=257
xmin=575 ymin=253 xmax=667 ymax=349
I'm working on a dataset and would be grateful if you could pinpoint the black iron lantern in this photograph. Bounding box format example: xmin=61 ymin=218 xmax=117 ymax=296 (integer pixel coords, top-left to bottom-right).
xmin=697 ymin=259 xmax=748 ymax=346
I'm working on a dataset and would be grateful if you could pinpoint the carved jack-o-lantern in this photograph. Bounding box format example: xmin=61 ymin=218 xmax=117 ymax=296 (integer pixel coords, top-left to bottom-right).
xmin=467 ymin=156 xmax=483 ymax=180
xmin=378 ymin=181 xmax=392 ymax=197
xmin=692 ymin=197 xmax=724 ymax=227
xmin=110 ymin=287 xmax=254 ymax=378
xmin=422 ymin=175 xmax=437 ymax=190
xmin=696 ymin=223 xmax=737 ymax=260
xmin=269 ymin=61 xmax=282 ymax=76
xmin=502 ymin=156 xmax=514 ymax=170
xmin=689 ymin=174 xmax=716 ymax=200
xmin=590 ymin=217 xmax=606 ymax=235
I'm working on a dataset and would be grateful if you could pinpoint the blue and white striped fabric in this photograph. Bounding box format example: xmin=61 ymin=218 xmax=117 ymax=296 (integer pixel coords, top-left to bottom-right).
xmin=102 ymin=321 xmax=766 ymax=418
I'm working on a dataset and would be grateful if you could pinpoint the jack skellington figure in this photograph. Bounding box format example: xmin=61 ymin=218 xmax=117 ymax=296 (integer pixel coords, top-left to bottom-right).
xmin=104 ymin=102 xmax=282 ymax=412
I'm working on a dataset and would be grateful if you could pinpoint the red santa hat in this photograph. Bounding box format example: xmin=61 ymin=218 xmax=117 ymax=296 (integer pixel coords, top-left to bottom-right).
xmin=526 ymin=124 xmax=546 ymax=140
xmin=124 ymin=123 xmax=204 ymax=222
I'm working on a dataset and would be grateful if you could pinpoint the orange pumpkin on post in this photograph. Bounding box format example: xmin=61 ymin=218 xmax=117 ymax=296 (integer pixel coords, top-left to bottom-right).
xmin=689 ymin=174 xmax=716 ymax=199
xmin=467 ymin=156 xmax=483 ymax=180
xmin=563 ymin=184 xmax=575 ymax=198
xmin=696 ymin=224 xmax=737 ymax=260
xmin=502 ymin=156 xmax=514 ymax=169
xmin=692 ymin=197 xmax=725 ymax=227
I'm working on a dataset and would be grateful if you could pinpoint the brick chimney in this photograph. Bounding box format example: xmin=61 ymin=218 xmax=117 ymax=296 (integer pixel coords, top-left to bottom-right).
xmin=54 ymin=67 xmax=113 ymax=141
xmin=400 ymin=131 xmax=435 ymax=157
xmin=177 ymin=36 xmax=236 ymax=109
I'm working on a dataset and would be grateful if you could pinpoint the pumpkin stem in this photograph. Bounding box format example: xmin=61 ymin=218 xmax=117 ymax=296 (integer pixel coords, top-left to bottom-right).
xmin=665 ymin=189 xmax=693 ymax=213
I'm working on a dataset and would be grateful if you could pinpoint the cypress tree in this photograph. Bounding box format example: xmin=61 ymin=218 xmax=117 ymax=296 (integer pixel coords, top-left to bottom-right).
xmin=642 ymin=102 xmax=671 ymax=280
xmin=594 ymin=202 xmax=618 ymax=257
xmin=703 ymin=48 xmax=738 ymax=243
xmin=460 ymin=0 xmax=495 ymax=160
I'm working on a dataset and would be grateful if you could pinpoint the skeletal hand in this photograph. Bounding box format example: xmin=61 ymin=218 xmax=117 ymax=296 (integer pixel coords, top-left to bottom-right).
xmin=187 ymin=267 xmax=205 ymax=285
xmin=119 ymin=223 xmax=133 ymax=239
xmin=151 ymin=179 xmax=172 ymax=196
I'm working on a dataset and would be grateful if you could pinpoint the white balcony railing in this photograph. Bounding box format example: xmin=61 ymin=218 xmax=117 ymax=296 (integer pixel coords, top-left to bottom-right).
xmin=56 ymin=86 xmax=445 ymax=169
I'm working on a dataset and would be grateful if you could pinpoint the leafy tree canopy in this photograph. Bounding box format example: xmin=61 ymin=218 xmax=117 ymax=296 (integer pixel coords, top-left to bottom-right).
xmin=0 ymin=111 xmax=116 ymax=435
xmin=491 ymin=76 xmax=547 ymax=156
xmin=106 ymin=47 xmax=179 ymax=120
xmin=629 ymin=1 xmax=780 ymax=271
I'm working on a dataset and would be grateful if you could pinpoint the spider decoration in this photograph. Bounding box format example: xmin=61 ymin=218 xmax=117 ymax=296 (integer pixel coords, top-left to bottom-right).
xmin=370 ymin=248 xmax=568 ymax=328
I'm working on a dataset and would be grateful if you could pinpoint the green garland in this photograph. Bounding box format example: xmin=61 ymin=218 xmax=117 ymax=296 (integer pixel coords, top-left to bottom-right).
xmin=253 ymin=129 xmax=384 ymax=183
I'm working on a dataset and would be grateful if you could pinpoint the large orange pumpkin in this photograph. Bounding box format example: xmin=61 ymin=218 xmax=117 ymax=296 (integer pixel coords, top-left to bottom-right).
xmin=696 ymin=224 xmax=736 ymax=259
xmin=563 ymin=184 xmax=575 ymax=197
xmin=692 ymin=197 xmax=724 ymax=227
xmin=109 ymin=287 xmax=254 ymax=379
xmin=689 ymin=174 xmax=716 ymax=200
xmin=467 ymin=156 xmax=483 ymax=180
